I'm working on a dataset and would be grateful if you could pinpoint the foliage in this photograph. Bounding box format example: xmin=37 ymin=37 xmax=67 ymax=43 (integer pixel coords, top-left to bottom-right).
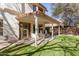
xmin=52 ymin=3 xmax=79 ymax=26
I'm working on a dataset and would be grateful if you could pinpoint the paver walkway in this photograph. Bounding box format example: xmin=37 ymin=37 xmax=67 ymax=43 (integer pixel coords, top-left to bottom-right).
xmin=0 ymin=40 xmax=10 ymax=49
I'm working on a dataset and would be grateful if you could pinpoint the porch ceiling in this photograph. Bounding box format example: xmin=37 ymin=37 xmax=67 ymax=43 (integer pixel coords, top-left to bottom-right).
xmin=37 ymin=14 xmax=60 ymax=25
xmin=18 ymin=15 xmax=35 ymax=24
xmin=17 ymin=13 xmax=60 ymax=25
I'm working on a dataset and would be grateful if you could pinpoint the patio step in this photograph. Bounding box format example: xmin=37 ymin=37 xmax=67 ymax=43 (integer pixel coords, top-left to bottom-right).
xmin=31 ymin=38 xmax=51 ymax=46
xmin=0 ymin=43 xmax=10 ymax=49
xmin=38 ymin=38 xmax=50 ymax=46
xmin=37 ymin=38 xmax=44 ymax=45
xmin=0 ymin=39 xmax=10 ymax=49
xmin=24 ymin=39 xmax=35 ymax=45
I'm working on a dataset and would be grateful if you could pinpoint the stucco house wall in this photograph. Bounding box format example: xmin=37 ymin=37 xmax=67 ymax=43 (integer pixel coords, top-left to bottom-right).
xmin=0 ymin=3 xmax=33 ymax=39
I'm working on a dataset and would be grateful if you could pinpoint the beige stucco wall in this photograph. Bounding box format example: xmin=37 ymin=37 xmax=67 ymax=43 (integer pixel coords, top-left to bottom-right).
xmin=25 ymin=4 xmax=33 ymax=13
xmin=0 ymin=3 xmax=33 ymax=39
xmin=3 ymin=13 xmax=19 ymax=38
xmin=0 ymin=3 xmax=33 ymax=13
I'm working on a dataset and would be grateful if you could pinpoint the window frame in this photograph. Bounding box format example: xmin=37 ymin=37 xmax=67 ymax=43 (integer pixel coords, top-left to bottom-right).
xmin=33 ymin=5 xmax=36 ymax=12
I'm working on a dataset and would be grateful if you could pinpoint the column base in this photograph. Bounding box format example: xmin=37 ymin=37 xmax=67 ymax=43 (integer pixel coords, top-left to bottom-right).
xmin=48 ymin=37 xmax=54 ymax=41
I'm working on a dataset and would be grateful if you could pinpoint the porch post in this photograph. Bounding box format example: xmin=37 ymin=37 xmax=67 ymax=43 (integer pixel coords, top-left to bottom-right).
xmin=31 ymin=24 xmax=33 ymax=34
xmin=49 ymin=24 xmax=54 ymax=41
xmin=58 ymin=25 xmax=60 ymax=35
xmin=43 ymin=24 xmax=45 ymax=39
xmin=41 ymin=24 xmax=45 ymax=39
xmin=20 ymin=24 xmax=23 ymax=40
xmin=51 ymin=25 xmax=54 ymax=39
xmin=34 ymin=15 xmax=38 ymax=47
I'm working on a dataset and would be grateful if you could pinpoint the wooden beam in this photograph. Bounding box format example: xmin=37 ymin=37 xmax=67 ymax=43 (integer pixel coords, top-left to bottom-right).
xmin=4 ymin=8 xmax=20 ymax=15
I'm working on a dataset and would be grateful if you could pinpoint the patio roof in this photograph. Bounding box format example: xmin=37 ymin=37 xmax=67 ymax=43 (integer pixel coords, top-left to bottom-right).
xmin=16 ymin=13 xmax=60 ymax=25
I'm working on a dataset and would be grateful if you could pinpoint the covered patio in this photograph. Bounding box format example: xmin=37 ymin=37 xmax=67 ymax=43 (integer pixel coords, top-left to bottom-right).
xmin=16 ymin=13 xmax=60 ymax=46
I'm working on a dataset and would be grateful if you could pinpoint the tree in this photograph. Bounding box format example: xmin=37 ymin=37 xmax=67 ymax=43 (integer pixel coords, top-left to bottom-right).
xmin=52 ymin=3 xmax=79 ymax=27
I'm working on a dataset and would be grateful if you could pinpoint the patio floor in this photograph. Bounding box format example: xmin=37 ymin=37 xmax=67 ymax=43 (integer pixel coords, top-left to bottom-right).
xmin=0 ymin=40 xmax=10 ymax=49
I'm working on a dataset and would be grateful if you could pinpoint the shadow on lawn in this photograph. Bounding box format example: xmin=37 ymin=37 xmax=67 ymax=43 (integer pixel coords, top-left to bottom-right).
xmin=13 ymin=41 xmax=49 ymax=56
xmin=0 ymin=43 xmax=32 ymax=56
xmin=11 ymin=41 xmax=79 ymax=56
xmin=28 ymin=39 xmax=79 ymax=56
xmin=0 ymin=35 xmax=79 ymax=56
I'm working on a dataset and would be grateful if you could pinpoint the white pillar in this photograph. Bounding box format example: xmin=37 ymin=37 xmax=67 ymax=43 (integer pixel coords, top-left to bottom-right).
xmin=36 ymin=6 xmax=38 ymax=11
xmin=58 ymin=26 xmax=60 ymax=35
xmin=49 ymin=25 xmax=54 ymax=41
xmin=31 ymin=24 xmax=33 ymax=34
xmin=34 ymin=15 xmax=38 ymax=47
xmin=52 ymin=25 xmax=54 ymax=39
xmin=43 ymin=25 xmax=45 ymax=39
xmin=20 ymin=24 xmax=23 ymax=40
xmin=20 ymin=27 xmax=23 ymax=40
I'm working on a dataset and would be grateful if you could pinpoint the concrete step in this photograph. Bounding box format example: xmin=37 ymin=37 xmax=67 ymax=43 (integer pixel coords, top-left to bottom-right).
xmin=38 ymin=38 xmax=50 ymax=46
xmin=0 ymin=43 xmax=10 ymax=49
xmin=0 ymin=39 xmax=10 ymax=49
xmin=37 ymin=39 xmax=44 ymax=45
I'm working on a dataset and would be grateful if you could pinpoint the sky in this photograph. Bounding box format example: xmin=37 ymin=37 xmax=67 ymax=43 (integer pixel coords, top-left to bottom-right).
xmin=42 ymin=3 xmax=52 ymax=16
xmin=42 ymin=3 xmax=62 ymax=20
xmin=42 ymin=3 xmax=62 ymax=21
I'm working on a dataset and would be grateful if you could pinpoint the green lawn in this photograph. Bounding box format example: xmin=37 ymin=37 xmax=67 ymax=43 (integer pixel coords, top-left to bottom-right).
xmin=0 ymin=35 xmax=79 ymax=56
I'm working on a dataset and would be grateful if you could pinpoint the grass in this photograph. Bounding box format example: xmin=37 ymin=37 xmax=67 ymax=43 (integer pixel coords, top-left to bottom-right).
xmin=0 ymin=35 xmax=79 ymax=56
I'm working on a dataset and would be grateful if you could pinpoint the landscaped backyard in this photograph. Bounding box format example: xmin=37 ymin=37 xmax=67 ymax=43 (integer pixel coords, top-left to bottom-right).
xmin=0 ymin=35 xmax=79 ymax=56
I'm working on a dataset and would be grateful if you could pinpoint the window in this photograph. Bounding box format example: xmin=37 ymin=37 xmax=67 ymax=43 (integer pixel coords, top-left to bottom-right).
xmin=0 ymin=19 xmax=3 ymax=35
xmin=33 ymin=5 xmax=36 ymax=12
